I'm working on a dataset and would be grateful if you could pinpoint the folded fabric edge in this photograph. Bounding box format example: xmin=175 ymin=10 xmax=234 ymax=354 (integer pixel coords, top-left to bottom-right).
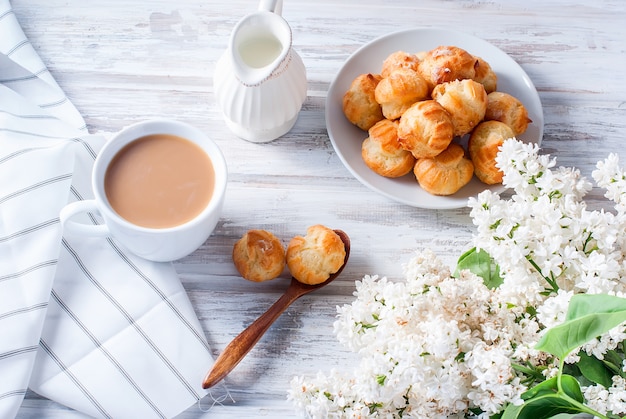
xmin=0 ymin=1 xmax=86 ymax=131
xmin=0 ymin=139 xmax=79 ymax=419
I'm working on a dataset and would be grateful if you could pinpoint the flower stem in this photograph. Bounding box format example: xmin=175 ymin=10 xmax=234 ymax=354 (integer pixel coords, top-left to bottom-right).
xmin=557 ymin=359 xmax=609 ymax=419
xmin=527 ymin=257 xmax=559 ymax=292
xmin=559 ymin=392 xmax=609 ymax=419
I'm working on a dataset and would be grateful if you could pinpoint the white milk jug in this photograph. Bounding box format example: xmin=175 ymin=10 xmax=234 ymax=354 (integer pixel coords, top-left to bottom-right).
xmin=214 ymin=0 xmax=307 ymax=143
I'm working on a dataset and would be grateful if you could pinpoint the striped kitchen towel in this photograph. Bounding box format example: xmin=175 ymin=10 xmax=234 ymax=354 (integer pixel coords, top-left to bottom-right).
xmin=0 ymin=1 xmax=216 ymax=417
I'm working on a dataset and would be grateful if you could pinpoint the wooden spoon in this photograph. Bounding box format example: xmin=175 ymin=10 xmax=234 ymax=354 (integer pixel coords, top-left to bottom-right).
xmin=202 ymin=230 xmax=351 ymax=389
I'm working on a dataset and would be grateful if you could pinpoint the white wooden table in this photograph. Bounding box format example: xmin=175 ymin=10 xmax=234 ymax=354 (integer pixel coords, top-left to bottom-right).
xmin=11 ymin=0 xmax=626 ymax=417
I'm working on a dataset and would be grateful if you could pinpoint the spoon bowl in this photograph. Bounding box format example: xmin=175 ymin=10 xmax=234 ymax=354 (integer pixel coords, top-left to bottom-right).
xmin=202 ymin=229 xmax=350 ymax=389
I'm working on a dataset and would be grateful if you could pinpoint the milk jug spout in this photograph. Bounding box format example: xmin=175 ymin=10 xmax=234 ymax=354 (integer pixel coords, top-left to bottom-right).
xmin=230 ymin=0 xmax=290 ymax=86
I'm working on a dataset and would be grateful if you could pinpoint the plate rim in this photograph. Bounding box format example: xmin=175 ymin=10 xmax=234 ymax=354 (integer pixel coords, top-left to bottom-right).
xmin=325 ymin=28 xmax=544 ymax=209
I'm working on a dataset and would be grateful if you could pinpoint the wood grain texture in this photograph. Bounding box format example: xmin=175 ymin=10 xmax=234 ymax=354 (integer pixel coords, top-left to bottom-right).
xmin=10 ymin=0 xmax=626 ymax=417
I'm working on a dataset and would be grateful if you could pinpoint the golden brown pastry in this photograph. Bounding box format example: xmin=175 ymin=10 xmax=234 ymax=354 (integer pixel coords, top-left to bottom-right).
xmin=286 ymin=225 xmax=346 ymax=285
xmin=397 ymin=100 xmax=455 ymax=159
xmin=343 ymin=73 xmax=385 ymax=131
xmin=374 ymin=68 xmax=430 ymax=120
xmin=361 ymin=119 xmax=416 ymax=178
xmin=417 ymin=45 xmax=478 ymax=91
xmin=431 ymin=79 xmax=488 ymax=137
xmin=472 ymin=56 xmax=497 ymax=93
xmin=415 ymin=50 xmax=428 ymax=61
xmin=233 ymin=229 xmax=286 ymax=282
xmin=484 ymin=91 xmax=532 ymax=136
xmin=381 ymin=51 xmax=421 ymax=78
xmin=413 ymin=143 xmax=474 ymax=196
xmin=468 ymin=120 xmax=515 ymax=185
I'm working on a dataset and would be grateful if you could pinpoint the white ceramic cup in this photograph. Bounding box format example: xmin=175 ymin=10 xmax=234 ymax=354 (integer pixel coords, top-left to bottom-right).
xmin=60 ymin=119 xmax=227 ymax=262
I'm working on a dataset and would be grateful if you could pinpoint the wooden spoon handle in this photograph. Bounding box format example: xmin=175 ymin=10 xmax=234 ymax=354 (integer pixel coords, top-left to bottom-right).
xmin=202 ymin=287 xmax=301 ymax=389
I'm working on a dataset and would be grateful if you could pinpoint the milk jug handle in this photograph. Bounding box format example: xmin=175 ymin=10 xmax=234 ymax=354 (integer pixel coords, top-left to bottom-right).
xmin=258 ymin=0 xmax=283 ymax=15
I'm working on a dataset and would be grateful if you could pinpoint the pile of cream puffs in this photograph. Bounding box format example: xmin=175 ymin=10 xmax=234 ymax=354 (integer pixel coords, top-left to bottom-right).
xmin=342 ymin=45 xmax=531 ymax=196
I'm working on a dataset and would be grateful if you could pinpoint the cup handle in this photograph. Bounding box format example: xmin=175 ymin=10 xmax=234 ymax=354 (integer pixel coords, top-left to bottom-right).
xmin=258 ymin=0 xmax=282 ymax=15
xmin=60 ymin=200 xmax=111 ymax=237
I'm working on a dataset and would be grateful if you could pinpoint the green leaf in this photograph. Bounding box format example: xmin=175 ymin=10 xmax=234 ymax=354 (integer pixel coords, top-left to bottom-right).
xmin=500 ymin=393 xmax=582 ymax=419
xmin=501 ymin=403 xmax=523 ymax=419
xmin=559 ymin=374 xmax=585 ymax=403
xmin=535 ymin=294 xmax=626 ymax=360
xmin=520 ymin=375 xmax=583 ymax=403
xmin=520 ymin=376 xmax=559 ymax=400
xmin=454 ymin=247 xmax=503 ymax=289
xmin=565 ymin=294 xmax=626 ymax=322
xmin=603 ymin=349 xmax=626 ymax=376
xmin=577 ymin=351 xmax=614 ymax=388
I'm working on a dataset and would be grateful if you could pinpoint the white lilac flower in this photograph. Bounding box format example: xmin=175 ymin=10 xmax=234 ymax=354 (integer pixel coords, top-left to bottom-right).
xmin=472 ymin=139 xmax=626 ymax=299
xmin=289 ymin=139 xmax=626 ymax=418
xmin=465 ymin=342 xmax=524 ymax=414
xmin=583 ymin=384 xmax=610 ymax=415
xmin=535 ymin=289 xmax=573 ymax=329
xmin=606 ymin=376 xmax=626 ymax=415
xmin=594 ymin=153 xmax=626 ymax=213
xmin=289 ymin=250 xmax=532 ymax=417
xmin=584 ymin=376 xmax=626 ymax=417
